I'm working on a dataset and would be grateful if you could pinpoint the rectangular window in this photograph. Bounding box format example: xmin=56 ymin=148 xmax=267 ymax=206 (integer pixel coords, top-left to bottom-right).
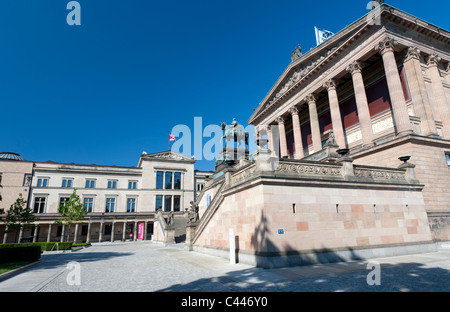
xmin=174 ymin=195 xmax=181 ymax=212
xmin=85 ymin=179 xmax=95 ymax=188
xmin=446 ymin=154 xmax=450 ymax=172
xmin=164 ymin=195 xmax=172 ymax=212
xmin=165 ymin=172 xmax=172 ymax=189
xmin=127 ymin=198 xmax=136 ymax=213
xmin=83 ymin=198 xmax=94 ymax=213
xmin=62 ymin=179 xmax=73 ymax=188
xmin=128 ymin=181 xmax=137 ymax=189
xmin=37 ymin=178 xmax=48 ymax=188
xmin=34 ymin=197 xmax=46 ymax=213
xmin=155 ymin=195 xmax=163 ymax=211
xmin=107 ymin=180 xmax=117 ymax=189
xmin=174 ymin=172 xmax=181 ymax=190
xmin=156 ymin=171 xmax=164 ymax=189
xmin=105 ymin=197 xmax=116 ymax=213
xmin=59 ymin=197 xmax=69 ymax=206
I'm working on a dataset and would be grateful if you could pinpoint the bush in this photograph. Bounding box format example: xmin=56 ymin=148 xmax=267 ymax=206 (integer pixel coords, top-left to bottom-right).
xmin=0 ymin=245 xmax=41 ymax=264
xmin=72 ymin=243 xmax=91 ymax=249
xmin=0 ymin=242 xmax=73 ymax=252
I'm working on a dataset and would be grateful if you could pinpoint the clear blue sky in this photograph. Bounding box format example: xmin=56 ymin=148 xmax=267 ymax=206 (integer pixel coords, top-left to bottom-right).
xmin=1 ymin=0 xmax=448 ymax=171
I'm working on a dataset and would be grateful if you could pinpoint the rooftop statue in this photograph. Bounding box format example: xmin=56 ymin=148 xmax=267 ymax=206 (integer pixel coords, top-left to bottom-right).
xmin=291 ymin=44 xmax=302 ymax=62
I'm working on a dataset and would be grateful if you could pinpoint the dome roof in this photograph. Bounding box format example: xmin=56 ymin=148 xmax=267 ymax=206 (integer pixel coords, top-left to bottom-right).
xmin=0 ymin=152 xmax=26 ymax=161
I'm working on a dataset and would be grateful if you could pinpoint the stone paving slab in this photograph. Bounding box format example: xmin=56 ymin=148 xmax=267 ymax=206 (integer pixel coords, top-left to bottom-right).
xmin=1 ymin=241 xmax=450 ymax=292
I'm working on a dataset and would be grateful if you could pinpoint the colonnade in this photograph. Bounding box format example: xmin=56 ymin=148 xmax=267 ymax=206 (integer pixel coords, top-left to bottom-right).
xmin=257 ymin=37 xmax=449 ymax=158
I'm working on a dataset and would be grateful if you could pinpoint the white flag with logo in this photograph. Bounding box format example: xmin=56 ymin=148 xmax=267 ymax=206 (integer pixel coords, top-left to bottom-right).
xmin=315 ymin=26 xmax=334 ymax=46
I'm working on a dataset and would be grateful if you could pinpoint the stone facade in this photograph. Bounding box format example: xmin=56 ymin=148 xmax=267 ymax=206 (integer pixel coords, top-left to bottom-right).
xmin=193 ymin=152 xmax=434 ymax=268
xmin=0 ymin=150 xmax=196 ymax=244
xmin=247 ymin=4 xmax=450 ymax=241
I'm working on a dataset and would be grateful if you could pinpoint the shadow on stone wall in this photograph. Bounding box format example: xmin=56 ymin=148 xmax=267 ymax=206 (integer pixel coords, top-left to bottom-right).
xmin=248 ymin=210 xmax=362 ymax=269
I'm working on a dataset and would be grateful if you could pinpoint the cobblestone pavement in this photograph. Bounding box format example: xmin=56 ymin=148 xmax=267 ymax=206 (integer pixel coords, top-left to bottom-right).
xmin=1 ymin=241 xmax=450 ymax=292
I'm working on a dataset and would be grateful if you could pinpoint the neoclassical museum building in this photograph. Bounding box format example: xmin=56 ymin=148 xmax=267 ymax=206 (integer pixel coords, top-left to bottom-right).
xmin=190 ymin=3 xmax=450 ymax=267
xmin=1 ymin=3 xmax=450 ymax=268
xmin=0 ymin=151 xmax=196 ymax=244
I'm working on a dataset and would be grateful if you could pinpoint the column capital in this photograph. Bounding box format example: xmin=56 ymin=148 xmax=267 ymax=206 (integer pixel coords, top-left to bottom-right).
xmin=275 ymin=116 xmax=285 ymax=124
xmin=427 ymin=54 xmax=441 ymax=67
xmin=323 ymin=79 xmax=338 ymax=91
xmin=404 ymin=46 xmax=421 ymax=62
xmin=346 ymin=60 xmax=363 ymax=75
xmin=288 ymin=106 xmax=299 ymax=115
xmin=305 ymin=93 xmax=318 ymax=104
xmin=375 ymin=37 xmax=398 ymax=55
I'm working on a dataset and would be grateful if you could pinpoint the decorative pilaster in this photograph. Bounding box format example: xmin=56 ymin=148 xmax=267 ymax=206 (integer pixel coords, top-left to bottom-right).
xmin=427 ymin=54 xmax=450 ymax=138
xmin=403 ymin=47 xmax=438 ymax=137
xmin=289 ymin=106 xmax=304 ymax=159
xmin=346 ymin=60 xmax=375 ymax=147
xmin=323 ymin=79 xmax=346 ymax=149
xmin=375 ymin=37 xmax=413 ymax=137
xmin=276 ymin=116 xmax=289 ymax=158
xmin=305 ymin=94 xmax=323 ymax=153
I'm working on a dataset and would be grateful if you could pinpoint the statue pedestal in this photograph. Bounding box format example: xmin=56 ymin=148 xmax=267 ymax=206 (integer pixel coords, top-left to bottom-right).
xmin=185 ymin=222 xmax=198 ymax=251
xmin=165 ymin=226 xmax=175 ymax=244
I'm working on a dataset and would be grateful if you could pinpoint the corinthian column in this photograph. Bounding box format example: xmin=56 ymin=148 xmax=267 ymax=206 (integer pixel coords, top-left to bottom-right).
xmin=375 ymin=37 xmax=413 ymax=137
xmin=346 ymin=60 xmax=375 ymax=147
xmin=276 ymin=116 xmax=289 ymax=158
xmin=305 ymin=94 xmax=322 ymax=153
xmin=403 ymin=47 xmax=438 ymax=137
xmin=289 ymin=106 xmax=304 ymax=159
xmin=323 ymin=79 xmax=346 ymax=149
xmin=427 ymin=54 xmax=450 ymax=139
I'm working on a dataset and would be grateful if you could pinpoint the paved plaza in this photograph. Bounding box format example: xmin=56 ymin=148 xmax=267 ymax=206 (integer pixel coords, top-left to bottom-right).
xmin=1 ymin=241 xmax=450 ymax=292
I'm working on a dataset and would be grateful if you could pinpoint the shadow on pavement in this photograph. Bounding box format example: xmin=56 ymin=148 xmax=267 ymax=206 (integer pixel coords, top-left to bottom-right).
xmin=156 ymin=260 xmax=450 ymax=292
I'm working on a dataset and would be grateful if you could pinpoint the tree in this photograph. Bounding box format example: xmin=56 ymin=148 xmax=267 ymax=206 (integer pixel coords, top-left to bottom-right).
xmin=56 ymin=189 xmax=87 ymax=242
xmin=5 ymin=194 xmax=36 ymax=243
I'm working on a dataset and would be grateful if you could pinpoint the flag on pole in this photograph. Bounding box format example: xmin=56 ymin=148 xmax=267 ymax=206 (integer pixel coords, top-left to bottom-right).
xmin=169 ymin=134 xmax=176 ymax=142
xmin=315 ymin=26 xmax=334 ymax=46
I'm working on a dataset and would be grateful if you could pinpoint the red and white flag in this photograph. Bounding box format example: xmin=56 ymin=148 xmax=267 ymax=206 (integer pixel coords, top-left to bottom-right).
xmin=169 ymin=134 xmax=176 ymax=142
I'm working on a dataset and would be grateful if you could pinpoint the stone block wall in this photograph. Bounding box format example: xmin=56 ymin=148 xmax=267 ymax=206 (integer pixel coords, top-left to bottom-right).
xmin=352 ymin=136 xmax=450 ymax=241
xmin=193 ymin=174 xmax=433 ymax=267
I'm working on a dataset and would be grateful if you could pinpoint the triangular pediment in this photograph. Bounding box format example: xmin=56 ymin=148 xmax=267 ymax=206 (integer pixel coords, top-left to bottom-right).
xmin=248 ymin=3 xmax=450 ymax=125
xmin=138 ymin=150 xmax=195 ymax=166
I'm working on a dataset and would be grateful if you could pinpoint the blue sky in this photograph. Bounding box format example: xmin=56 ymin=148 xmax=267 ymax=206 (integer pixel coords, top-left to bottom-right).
xmin=1 ymin=0 xmax=448 ymax=171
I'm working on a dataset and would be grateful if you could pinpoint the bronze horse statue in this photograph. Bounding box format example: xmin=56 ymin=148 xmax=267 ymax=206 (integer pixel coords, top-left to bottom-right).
xmin=220 ymin=118 xmax=249 ymax=147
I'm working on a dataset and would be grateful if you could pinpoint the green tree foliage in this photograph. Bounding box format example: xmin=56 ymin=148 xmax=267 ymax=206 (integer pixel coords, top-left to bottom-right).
xmin=5 ymin=194 xmax=36 ymax=242
xmin=56 ymin=189 xmax=87 ymax=242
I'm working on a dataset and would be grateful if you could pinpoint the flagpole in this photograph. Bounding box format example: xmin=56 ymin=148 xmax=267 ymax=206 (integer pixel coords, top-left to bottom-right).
xmin=315 ymin=26 xmax=319 ymax=46
xmin=168 ymin=131 xmax=170 ymax=151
